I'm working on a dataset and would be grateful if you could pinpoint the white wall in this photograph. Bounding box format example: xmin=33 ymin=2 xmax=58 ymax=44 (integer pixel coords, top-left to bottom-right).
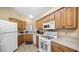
xmin=0 ymin=7 xmax=26 ymax=21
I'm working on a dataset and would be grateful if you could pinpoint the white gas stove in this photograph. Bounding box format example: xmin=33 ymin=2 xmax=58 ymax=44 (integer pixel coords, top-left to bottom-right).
xmin=39 ymin=32 xmax=57 ymax=52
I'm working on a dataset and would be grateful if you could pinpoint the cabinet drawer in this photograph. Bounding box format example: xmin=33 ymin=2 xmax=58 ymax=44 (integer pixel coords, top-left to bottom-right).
xmin=18 ymin=35 xmax=24 ymax=46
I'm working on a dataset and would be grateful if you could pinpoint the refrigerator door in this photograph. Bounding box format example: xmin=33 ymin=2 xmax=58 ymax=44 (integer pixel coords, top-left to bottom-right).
xmin=0 ymin=32 xmax=18 ymax=52
xmin=0 ymin=33 xmax=2 ymax=51
xmin=0 ymin=20 xmax=17 ymax=33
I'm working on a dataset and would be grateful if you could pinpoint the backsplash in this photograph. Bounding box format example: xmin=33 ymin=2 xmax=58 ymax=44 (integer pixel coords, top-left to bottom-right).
xmin=57 ymin=29 xmax=78 ymax=40
xmin=43 ymin=29 xmax=79 ymax=40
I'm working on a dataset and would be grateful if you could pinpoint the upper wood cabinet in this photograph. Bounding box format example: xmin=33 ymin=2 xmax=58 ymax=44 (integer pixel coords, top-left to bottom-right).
xmin=36 ymin=7 xmax=77 ymax=29
xmin=9 ymin=18 xmax=26 ymax=30
xmin=55 ymin=9 xmax=64 ymax=28
xmin=43 ymin=17 xmax=48 ymax=23
xmin=55 ymin=7 xmax=77 ymax=29
xmin=36 ymin=19 xmax=43 ymax=29
xmin=36 ymin=13 xmax=54 ymax=29
xmin=48 ymin=13 xmax=55 ymax=21
xmin=44 ymin=13 xmax=54 ymax=23
xmin=36 ymin=20 xmax=41 ymax=29
xmin=18 ymin=21 xmax=26 ymax=30
xmin=64 ymin=7 xmax=77 ymax=28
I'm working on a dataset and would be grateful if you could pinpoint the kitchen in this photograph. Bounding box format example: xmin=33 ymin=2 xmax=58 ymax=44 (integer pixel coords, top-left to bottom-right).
xmin=0 ymin=7 xmax=79 ymax=52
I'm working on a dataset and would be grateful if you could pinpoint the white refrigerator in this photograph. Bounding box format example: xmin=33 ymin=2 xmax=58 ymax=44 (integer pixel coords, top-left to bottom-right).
xmin=0 ymin=20 xmax=18 ymax=52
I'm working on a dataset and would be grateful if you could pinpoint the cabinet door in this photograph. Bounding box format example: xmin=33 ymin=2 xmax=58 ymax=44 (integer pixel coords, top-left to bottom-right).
xmin=36 ymin=21 xmax=38 ymax=29
xmin=55 ymin=9 xmax=64 ymax=28
xmin=17 ymin=21 xmax=21 ymax=30
xmin=19 ymin=21 xmax=26 ymax=30
xmin=36 ymin=20 xmax=40 ymax=29
xmin=36 ymin=20 xmax=43 ymax=29
xmin=46 ymin=15 xmax=50 ymax=21
xmin=64 ymin=7 xmax=77 ymax=28
xmin=42 ymin=17 xmax=46 ymax=23
xmin=36 ymin=36 xmax=39 ymax=48
xmin=38 ymin=20 xmax=41 ymax=29
xmin=25 ymin=34 xmax=33 ymax=42
xmin=48 ymin=13 xmax=55 ymax=21
xmin=50 ymin=13 xmax=55 ymax=20
xmin=40 ymin=19 xmax=43 ymax=29
xmin=18 ymin=35 xmax=24 ymax=46
xmin=44 ymin=17 xmax=48 ymax=22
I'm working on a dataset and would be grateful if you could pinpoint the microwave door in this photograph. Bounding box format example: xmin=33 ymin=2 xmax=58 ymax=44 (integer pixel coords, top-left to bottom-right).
xmin=44 ymin=25 xmax=46 ymax=28
xmin=44 ymin=25 xmax=49 ymax=28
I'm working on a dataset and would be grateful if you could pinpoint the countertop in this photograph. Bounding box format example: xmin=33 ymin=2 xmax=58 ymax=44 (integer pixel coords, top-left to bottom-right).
xmin=18 ymin=33 xmax=33 ymax=35
xmin=52 ymin=37 xmax=79 ymax=51
xmin=18 ymin=33 xmax=41 ymax=36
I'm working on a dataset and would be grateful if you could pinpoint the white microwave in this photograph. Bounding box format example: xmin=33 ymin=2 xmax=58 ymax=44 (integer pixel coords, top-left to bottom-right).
xmin=43 ymin=20 xmax=55 ymax=29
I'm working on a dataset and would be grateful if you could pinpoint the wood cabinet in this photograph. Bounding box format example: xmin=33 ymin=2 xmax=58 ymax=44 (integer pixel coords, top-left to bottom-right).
xmin=44 ymin=13 xmax=55 ymax=22
xmin=18 ymin=34 xmax=25 ymax=46
xmin=36 ymin=13 xmax=55 ymax=29
xmin=36 ymin=35 xmax=39 ymax=48
xmin=9 ymin=18 xmax=26 ymax=30
xmin=55 ymin=7 xmax=77 ymax=29
xmin=36 ymin=19 xmax=43 ymax=29
xmin=51 ymin=41 xmax=77 ymax=52
xmin=24 ymin=34 xmax=33 ymax=42
xmin=64 ymin=7 xmax=77 ymax=28
xmin=55 ymin=9 xmax=64 ymax=28
xmin=36 ymin=20 xmax=40 ymax=29
xmin=18 ymin=21 xmax=26 ymax=30
xmin=48 ymin=13 xmax=55 ymax=21
xmin=40 ymin=19 xmax=44 ymax=29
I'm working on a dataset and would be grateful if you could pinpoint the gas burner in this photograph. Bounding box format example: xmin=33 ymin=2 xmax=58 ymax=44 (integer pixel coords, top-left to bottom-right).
xmin=41 ymin=36 xmax=54 ymax=40
xmin=45 ymin=36 xmax=54 ymax=39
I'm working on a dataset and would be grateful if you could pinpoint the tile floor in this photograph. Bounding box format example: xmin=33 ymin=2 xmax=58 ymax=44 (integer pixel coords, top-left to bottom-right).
xmin=15 ymin=43 xmax=39 ymax=52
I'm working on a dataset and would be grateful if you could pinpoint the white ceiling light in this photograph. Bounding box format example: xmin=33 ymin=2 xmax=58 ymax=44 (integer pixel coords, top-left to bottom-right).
xmin=28 ymin=15 xmax=34 ymax=19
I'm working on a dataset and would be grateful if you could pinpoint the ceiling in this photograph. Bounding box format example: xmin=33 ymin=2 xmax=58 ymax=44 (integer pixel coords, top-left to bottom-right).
xmin=12 ymin=7 xmax=52 ymax=20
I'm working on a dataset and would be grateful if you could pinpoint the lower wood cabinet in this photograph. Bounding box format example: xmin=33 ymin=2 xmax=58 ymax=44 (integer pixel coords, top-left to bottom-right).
xmin=51 ymin=41 xmax=77 ymax=52
xmin=24 ymin=34 xmax=33 ymax=42
xmin=18 ymin=34 xmax=25 ymax=46
xmin=36 ymin=35 xmax=39 ymax=48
